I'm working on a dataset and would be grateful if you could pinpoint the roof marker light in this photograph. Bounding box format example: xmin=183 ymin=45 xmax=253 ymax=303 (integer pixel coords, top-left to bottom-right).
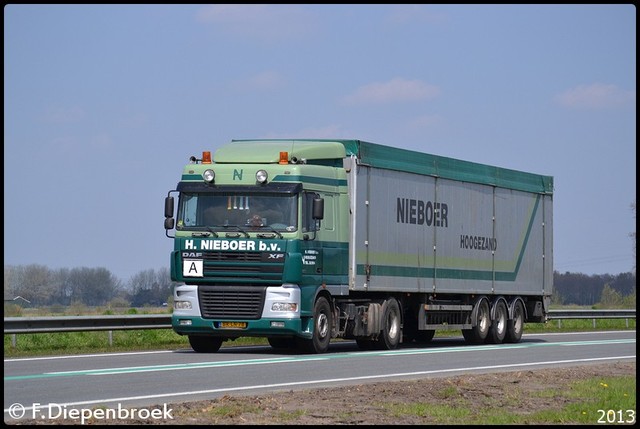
xmin=202 ymin=151 xmax=212 ymax=164
xmin=279 ymin=151 xmax=289 ymax=165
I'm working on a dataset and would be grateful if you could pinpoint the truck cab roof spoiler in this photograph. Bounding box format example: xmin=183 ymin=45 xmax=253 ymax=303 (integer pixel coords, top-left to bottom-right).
xmin=176 ymin=182 xmax=303 ymax=194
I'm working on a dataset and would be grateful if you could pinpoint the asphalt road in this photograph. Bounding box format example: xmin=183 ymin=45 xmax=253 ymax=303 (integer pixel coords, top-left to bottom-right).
xmin=4 ymin=330 xmax=636 ymax=423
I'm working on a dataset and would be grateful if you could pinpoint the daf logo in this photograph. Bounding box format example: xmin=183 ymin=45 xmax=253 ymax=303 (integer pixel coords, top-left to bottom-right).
xmin=182 ymin=252 xmax=203 ymax=258
xmin=268 ymin=253 xmax=285 ymax=260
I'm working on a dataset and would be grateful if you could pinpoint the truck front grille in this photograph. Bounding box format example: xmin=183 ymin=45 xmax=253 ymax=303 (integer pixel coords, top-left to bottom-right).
xmin=198 ymin=286 xmax=265 ymax=319
xmin=200 ymin=251 xmax=284 ymax=283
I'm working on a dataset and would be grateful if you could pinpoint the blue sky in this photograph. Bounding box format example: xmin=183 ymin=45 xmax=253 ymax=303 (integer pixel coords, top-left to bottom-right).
xmin=4 ymin=4 xmax=636 ymax=282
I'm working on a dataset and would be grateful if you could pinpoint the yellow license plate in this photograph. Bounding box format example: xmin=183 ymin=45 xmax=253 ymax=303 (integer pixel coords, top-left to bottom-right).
xmin=219 ymin=321 xmax=247 ymax=329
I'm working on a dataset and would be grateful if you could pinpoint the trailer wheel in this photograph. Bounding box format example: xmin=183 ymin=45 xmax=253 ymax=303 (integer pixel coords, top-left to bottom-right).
xmin=376 ymin=297 xmax=401 ymax=350
xmin=355 ymin=338 xmax=375 ymax=350
xmin=297 ymin=296 xmax=332 ymax=354
xmin=188 ymin=335 xmax=223 ymax=353
xmin=402 ymin=304 xmax=420 ymax=343
xmin=415 ymin=329 xmax=436 ymax=343
xmin=486 ymin=300 xmax=507 ymax=344
xmin=462 ymin=297 xmax=490 ymax=344
xmin=504 ymin=300 xmax=525 ymax=343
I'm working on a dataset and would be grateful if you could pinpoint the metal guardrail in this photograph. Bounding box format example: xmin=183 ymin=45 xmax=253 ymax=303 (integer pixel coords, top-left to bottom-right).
xmin=3 ymin=314 xmax=172 ymax=334
xmin=546 ymin=309 xmax=636 ymax=320
xmin=3 ymin=310 xmax=635 ymax=335
xmin=547 ymin=309 xmax=636 ymax=329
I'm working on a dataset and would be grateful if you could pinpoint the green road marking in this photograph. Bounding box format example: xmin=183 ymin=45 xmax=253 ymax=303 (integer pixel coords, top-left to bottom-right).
xmin=4 ymin=338 xmax=634 ymax=381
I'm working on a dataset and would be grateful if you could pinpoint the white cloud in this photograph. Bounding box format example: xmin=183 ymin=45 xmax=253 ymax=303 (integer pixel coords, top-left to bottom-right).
xmin=195 ymin=5 xmax=315 ymax=41
xmin=555 ymin=83 xmax=635 ymax=109
xmin=342 ymin=78 xmax=441 ymax=105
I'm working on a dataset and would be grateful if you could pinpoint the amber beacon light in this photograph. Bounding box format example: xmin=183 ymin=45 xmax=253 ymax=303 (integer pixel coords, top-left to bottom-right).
xmin=279 ymin=151 xmax=289 ymax=164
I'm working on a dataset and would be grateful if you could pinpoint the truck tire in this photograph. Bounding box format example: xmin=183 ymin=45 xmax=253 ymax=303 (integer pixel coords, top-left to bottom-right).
xmin=414 ymin=329 xmax=436 ymax=343
xmin=504 ymin=300 xmax=525 ymax=343
xmin=486 ymin=299 xmax=507 ymax=344
xmin=462 ymin=297 xmax=490 ymax=345
xmin=297 ymin=296 xmax=332 ymax=354
xmin=402 ymin=304 xmax=419 ymax=343
xmin=268 ymin=337 xmax=296 ymax=350
xmin=355 ymin=338 xmax=375 ymax=350
xmin=375 ymin=297 xmax=401 ymax=350
xmin=188 ymin=335 xmax=223 ymax=353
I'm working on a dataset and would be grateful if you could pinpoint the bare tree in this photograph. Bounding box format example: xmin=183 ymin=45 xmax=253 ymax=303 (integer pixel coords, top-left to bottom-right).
xmin=5 ymin=264 xmax=55 ymax=306
xmin=128 ymin=268 xmax=176 ymax=306
xmin=63 ymin=267 xmax=121 ymax=306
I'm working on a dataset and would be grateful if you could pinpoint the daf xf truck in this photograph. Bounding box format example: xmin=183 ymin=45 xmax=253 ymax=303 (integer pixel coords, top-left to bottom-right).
xmin=164 ymin=139 xmax=553 ymax=353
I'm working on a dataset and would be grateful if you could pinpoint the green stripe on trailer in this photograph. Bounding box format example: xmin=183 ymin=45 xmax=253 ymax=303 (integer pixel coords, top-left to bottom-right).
xmin=343 ymin=140 xmax=553 ymax=195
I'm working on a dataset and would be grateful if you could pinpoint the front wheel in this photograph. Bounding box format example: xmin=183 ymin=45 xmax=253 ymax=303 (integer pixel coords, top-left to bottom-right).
xmin=268 ymin=337 xmax=297 ymax=350
xmin=188 ymin=335 xmax=223 ymax=353
xmin=297 ymin=296 xmax=332 ymax=354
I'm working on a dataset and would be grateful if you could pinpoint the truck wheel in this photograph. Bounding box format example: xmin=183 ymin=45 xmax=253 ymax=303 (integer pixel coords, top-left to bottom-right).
xmin=268 ymin=337 xmax=296 ymax=350
xmin=376 ymin=297 xmax=401 ymax=350
xmin=504 ymin=300 xmax=525 ymax=343
xmin=401 ymin=305 xmax=420 ymax=343
xmin=297 ymin=296 xmax=332 ymax=354
xmin=462 ymin=297 xmax=490 ymax=345
xmin=355 ymin=338 xmax=375 ymax=350
xmin=415 ymin=329 xmax=435 ymax=343
xmin=486 ymin=300 xmax=507 ymax=344
xmin=188 ymin=335 xmax=223 ymax=353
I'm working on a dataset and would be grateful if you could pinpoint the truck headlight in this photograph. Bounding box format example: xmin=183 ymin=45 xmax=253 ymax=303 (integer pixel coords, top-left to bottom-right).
xmin=256 ymin=169 xmax=268 ymax=184
xmin=174 ymin=300 xmax=192 ymax=310
xmin=271 ymin=302 xmax=297 ymax=312
xmin=203 ymin=169 xmax=215 ymax=183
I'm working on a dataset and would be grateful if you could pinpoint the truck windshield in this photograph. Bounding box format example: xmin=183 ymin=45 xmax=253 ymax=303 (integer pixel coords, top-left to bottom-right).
xmin=176 ymin=192 xmax=298 ymax=232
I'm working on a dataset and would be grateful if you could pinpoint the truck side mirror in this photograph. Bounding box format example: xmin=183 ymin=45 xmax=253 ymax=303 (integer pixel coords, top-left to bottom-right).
xmin=312 ymin=197 xmax=324 ymax=220
xmin=164 ymin=196 xmax=175 ymax=235
xmin=164 ymin=196 xmax=174 ymax=218
xmin=164 ymin=218 xmax=175 ymax=230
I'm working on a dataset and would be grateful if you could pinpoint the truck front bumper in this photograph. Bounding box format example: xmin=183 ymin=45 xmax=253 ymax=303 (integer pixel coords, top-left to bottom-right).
xmin=171 ymin=283 xmax=303 ymax=337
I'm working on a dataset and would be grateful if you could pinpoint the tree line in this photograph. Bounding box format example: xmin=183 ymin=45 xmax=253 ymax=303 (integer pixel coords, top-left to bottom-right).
xmin=3 ymin=265 xmax=179 ymax=309
xmin=3 ymin=264 xmax=636 ymax=310
xmin=553 ymin=271 xmax=635 ymax=307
